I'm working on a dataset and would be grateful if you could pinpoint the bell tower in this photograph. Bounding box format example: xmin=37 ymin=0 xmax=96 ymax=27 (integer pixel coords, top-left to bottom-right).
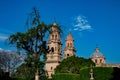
xmin=45 ymin=22 xmax=62 ymax=78
xmin=64 ymin=33 xmax=76 ymax=59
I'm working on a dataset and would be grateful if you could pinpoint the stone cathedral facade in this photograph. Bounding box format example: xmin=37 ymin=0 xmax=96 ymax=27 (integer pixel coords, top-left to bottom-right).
xmin=45 ymin=22 xmax=76 ymax=78
xmin=45 ymin=22 xmax=107 ymax=78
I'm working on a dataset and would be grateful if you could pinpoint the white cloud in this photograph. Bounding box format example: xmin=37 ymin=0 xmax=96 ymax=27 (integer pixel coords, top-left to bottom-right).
xmin=74 ymin=28 xmax=79 ymax=31
xmin=0 ymin=34 xmax=8 ymax=41
xmin=73 ymin=15 xmax=92 ymax=31
xmin=0 ymin=28 xmax=14 ymax=34
xmin=0 ymin=48 xmax=3 ymax=51
xmin=0 ymin=28 xmax=14 ymax=41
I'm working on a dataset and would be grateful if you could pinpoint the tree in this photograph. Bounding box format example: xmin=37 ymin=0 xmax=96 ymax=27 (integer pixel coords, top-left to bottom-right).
xmin=8 ymin=8 xmax=57 ymax=79
xmin=55 ymin=56 xmax=95 ymax=74
xmin=0 ymin=50 xmax=23 ymax=74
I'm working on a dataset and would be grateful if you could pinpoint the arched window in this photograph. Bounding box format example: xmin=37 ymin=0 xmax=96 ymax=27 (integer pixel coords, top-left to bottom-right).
xmin=48 ymin=46 xmax=50 ymax=53
xmin=51 ymin=73 xmax=53 ymax=77
xmin=52 ymin=35 xmax=54 ymax=39
xmin=51 ymin=47 xmax=54 ymax=53
xmin=55 ymin=35 xmax=57 ymax=39
xmin=67 ymin=54 xmax=69 ymax=57
xmin=100 ymin=59 xmax=102 ymax=63
xmin=95 ymin=59 xmax=97 ymax=63
xmin=67 ymin=43 xmax=69 ymax=47
xmin=51 ymin=67 xmax=53 ymax=70
xmin=70 ymin=43 xmax=72 ymax=47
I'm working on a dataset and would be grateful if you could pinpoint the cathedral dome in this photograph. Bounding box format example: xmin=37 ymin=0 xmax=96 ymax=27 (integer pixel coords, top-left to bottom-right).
xmin=91 ymin=47 xmax=105 ymax=58
xmin=66 ymin=33 xmax=74 ymax=41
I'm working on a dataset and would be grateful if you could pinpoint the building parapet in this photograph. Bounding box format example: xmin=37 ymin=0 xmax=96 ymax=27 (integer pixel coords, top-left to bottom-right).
xmin=106 ymin=64 xmax=120 ymax=68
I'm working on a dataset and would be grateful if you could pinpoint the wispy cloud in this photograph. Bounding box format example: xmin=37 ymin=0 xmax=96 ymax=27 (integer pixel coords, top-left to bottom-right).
xmin=0 ymin=28 xmax=14 ymax=34
xmin=73 ymin=15 xmax=93 ymax=31
xmin=0 ymin=28 xmax=14 ymax=41
xmin=0 ymin=48 xmax=3 ymax=51
xmin=0 ymin=34 xmax=8 ymax=41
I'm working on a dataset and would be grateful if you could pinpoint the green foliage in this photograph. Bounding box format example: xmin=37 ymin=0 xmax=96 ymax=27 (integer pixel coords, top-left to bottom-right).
xmin=80 ymin=67 xmax=114 ymax=80
xmin=9 ymin=7 xmax=63 ymax=80
xmin=12 ymin=77 xmax=27 ymax=80
xmin=8 ymin=7 xmax=50 ymax=80
xmin=11 ymin=61 xmax=47 ymax=80
xmin=52 ymin=73 xmax=80 ymax=80
xmin=12 ymin=64 xmax=34 ymax=80
xmin=55 ymin=56 xmax=95 ymax=74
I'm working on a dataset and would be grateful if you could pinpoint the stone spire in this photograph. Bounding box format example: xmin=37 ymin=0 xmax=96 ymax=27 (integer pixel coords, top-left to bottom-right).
xmin=64 ymin=33 xmax=76 ymax=59
xmin=95 ymin=44 xmax=100 ymax=53
xmin=66 ymin=33 xmax=74 ymax=41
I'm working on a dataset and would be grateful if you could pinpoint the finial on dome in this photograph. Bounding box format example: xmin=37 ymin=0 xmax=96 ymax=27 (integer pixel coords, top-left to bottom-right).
xmin=95 ymin=44 xmax=99 ymax=53
xmin=96 ymin=44 xmax=98 ymax=48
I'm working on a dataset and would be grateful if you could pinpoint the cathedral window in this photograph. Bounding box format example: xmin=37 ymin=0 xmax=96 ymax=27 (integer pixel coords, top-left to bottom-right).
xmin=52 ymin=35 xmax=54 ymax=39
xmin=67 ymin=43 xmax=69 ymax=47
xmin=51 ymin=74 xmax=53 ymax=77
xmin=100 ymin=59 xmax=102 ymax=63
xmin=51 ymin=47 xmax=54 ymax=53
xmin=51 ymin=67 xmax=53 ymax=70
xmin=55 ymin=35 xmax=57 ymax=39
xmin=70 ymin=43 xmax=72 ymax=47
xmin=48 ymin=46 xmax=49 ymax=49
xmin=95 ymin=59 xmax=97 ymax=63
xmin=67 ymin=54 xmax=69 ymax=57
xmin=48 ymin=46 xmax=50 ymax=53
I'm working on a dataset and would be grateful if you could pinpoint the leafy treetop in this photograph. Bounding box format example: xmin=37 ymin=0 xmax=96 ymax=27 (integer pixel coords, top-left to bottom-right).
xmin=55 ymin=56 xmax=95 ymax=74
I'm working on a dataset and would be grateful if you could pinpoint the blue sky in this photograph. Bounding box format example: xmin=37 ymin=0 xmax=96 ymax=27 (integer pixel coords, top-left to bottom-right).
xmin=0 ymin=0 xmax=120 ymax=63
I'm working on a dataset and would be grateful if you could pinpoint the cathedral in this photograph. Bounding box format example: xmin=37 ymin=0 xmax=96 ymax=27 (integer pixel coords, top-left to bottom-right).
xmin=45 ymin=22 xmax=106 ymax=78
